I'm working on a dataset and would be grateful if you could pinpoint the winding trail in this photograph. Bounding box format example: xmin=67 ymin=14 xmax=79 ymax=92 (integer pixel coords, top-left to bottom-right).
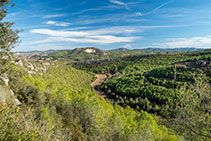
xmin=143 ymin=72 xmax=151 ymax=84
xmin=91 ymin=74 xmax=110 ymax=99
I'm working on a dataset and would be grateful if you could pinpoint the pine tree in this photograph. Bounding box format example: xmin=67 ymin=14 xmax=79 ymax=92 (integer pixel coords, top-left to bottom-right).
xmin=0 ymin=0 xmax=19 ymax=77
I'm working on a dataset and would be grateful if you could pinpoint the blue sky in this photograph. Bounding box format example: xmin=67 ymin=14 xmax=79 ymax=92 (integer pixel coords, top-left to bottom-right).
xmin=4 ymin=0 xmax=211 ymax=51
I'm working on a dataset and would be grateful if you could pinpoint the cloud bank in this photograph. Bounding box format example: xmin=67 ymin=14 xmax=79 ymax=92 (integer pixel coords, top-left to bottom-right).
xmin=42 ymin=14 xmax=66 ymax=19
xmin=154 ymin=36 xmax=211 ymax=48
xmin=109 ymin=0 xmax=127 ymax=6
xmin=46 ymin=21 xmax=71 ymax=26
xmin=30 ymin=28 xmax=140 ymax=44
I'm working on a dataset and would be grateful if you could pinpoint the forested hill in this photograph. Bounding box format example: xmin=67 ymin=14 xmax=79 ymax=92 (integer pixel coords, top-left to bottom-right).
xmin=1 ymin=48 xmax=210 ymax=140
xmin=126 ymin=47 xmax=204 ymax=52
xmin=0 ymin=61 xmax=182 ymax=140
xmin=15 ymin=47 xmax=206 ymax=65
xmin=1 ymin=0 xmax=210 ymax=140
xmin=114 ymin=47 xmax=204 ymax=52
xmin=75 ymin=49 xmax=211 ymax=140
xmin=49 ymin=47 xmax=103 ymax=56
xmin=45 ymin=47 xmax=144 ymax=63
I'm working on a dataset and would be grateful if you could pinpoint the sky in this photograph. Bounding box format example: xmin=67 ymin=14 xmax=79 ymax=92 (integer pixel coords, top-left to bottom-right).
xmin=4 ymin=0 xmax=211 ymax=51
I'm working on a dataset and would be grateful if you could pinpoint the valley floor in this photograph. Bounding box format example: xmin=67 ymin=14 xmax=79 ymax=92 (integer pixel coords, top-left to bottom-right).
xmin=91 ymin=74 xmax=109 ymax=99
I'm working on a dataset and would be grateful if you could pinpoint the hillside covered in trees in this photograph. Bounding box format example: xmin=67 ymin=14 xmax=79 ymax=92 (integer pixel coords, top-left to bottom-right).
xmin=76 ymin=49 xmax=211 ymax=140
xmin=0 ymin=0 xmax=211 ymax=141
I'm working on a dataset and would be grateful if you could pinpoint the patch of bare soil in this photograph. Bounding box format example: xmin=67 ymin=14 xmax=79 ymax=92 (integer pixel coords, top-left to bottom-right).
xmin=91 ymin=74 xmax=110 ymax=99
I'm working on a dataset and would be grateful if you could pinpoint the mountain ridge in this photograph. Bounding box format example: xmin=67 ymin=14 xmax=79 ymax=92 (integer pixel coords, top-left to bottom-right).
xmin=14 ymin=47 xmax=206 ymax=54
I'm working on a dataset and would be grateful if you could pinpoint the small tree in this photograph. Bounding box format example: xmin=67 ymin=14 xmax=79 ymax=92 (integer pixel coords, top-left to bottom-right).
xmin=0 ymin=0 xmax=19 ymax=76
xmin=173 ymin=77 xmax=211 ymax=140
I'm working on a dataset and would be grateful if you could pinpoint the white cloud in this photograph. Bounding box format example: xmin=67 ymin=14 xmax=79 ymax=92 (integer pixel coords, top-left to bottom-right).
xmin=89 ymin=26 xmax=139 ymax=34
xmin=109 ymin=0 xmax=127 ymax=6
xmin=30 ymin=29 xmax=91 ymax=37
xmin=153 ymin=0 xmax=174 ymax=12
xmin=31 ymin=36 xmax=139 ymax=45
xmin=108 ymin=0 xmax=131 ymax=11
xmin=73 ymin=12 xmax=145 ymax=25
xmin=30 ymin=25 xmax=178 ymax=45
xmin=30 ymin=26 xmax=142 ymax=37
xmin=141 ymin=0 xmax=174 ymax=16
xmin=138 ymin=25 xmax=177 ymax=29
xmin=46 ymin=21 xmax=71 ymax=27
xmin=135 ymin=12 xmax=142 ymax=16
xmin=42 ymin=14 xmax=66 ymax=19
xmin=68 ymin=25 xmax=173 ymax=34
xmin=72 ymin=7 xmax=104 ymax=15
xmin=30 ymin=28 xmax=140 ymax=44
xmin=123 ymin=44 xmax=132 ymax=48
xmin=154 ymin=36 xmax=211 ymax=48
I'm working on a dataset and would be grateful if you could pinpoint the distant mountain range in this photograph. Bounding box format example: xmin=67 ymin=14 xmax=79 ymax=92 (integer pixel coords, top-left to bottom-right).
xmin=15 ymin=47 xmax=205 ymax=54
xmin=14 ymin=49 xmax=58 ymax=53
xmin=46 ymin=47 xmax=108 ymax=62
xmin=48 ymin=47 xmax=104 ymax=57
xmin=14 ymin=47 xmax=210 ymax=63
xmin=114 ymin=47 xmax=204 ymax=52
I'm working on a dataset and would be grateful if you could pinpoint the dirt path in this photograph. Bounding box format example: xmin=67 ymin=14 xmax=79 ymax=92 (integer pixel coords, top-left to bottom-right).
xmin=91 ymin=74 xmax=110 ymax=99
xmin=143 ymin=72 xmax=152 ymax=84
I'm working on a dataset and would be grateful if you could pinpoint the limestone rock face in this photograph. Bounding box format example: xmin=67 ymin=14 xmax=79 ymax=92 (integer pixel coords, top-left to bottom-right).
xmin=0 ymin=74 xmax=9 ymax=86
xmin=0 ymin=86 xmax=21 ymax=106
xmin=85 ymin=49 xmax=97 ymax=53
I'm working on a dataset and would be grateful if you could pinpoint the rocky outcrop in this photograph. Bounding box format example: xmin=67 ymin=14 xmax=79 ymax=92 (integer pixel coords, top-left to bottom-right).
xmin=0 ymin=86 xmax=21 ymax=106
xmin=0 ymin=74 xmax=9 ymax=86
xmin=85 ymin=48 xmax=97 ymax=53
xmin=175 ymin=59 xmax=211 ymax=69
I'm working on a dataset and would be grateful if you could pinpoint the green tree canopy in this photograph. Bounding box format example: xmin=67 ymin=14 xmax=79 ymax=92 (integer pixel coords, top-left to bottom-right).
xmin=0 ymin=0 xmax=19 ymax=75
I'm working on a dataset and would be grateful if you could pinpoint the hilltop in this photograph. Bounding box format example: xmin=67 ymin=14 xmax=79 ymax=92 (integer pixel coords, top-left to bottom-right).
xmin=2 ymin=47 xmax=211 ymax=140
xmin=15 ymin=47 xmax=144 ymax=63
xmin=15 ymin=47 xmax=206 ymax=63
xmin=115 ymin=47 xmax=204 ymax=52
xmin=48 ymin=47 xmax=105 ymax=59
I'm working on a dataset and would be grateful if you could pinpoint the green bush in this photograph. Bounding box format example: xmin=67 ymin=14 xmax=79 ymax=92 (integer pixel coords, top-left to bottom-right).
xmin=23 ymin=65 xmax=182 ymax=140
xmin=0 ymin=104 xmax=61 ymax=140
